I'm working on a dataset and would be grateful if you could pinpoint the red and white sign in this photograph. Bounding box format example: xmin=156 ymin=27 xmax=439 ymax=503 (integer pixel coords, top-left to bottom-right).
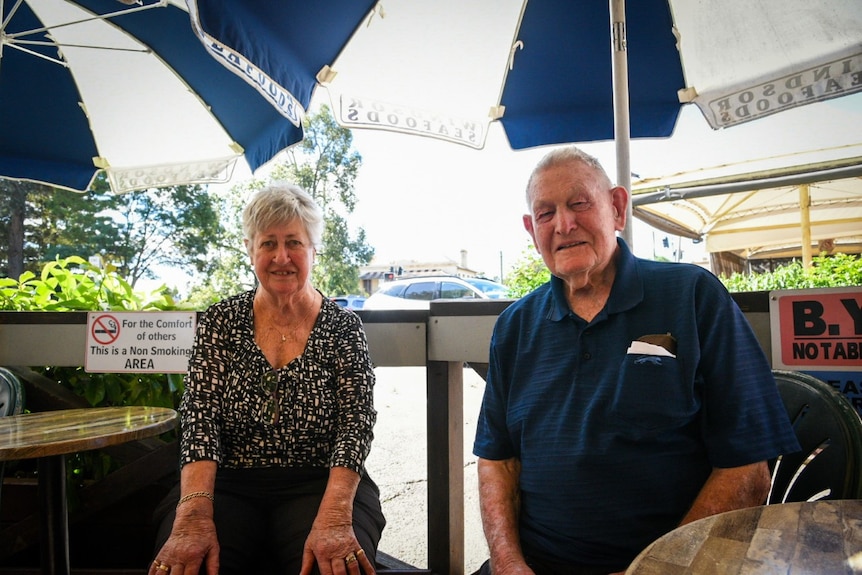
xmin=90 ymin=314 xmax=121 ymax=345
xmin=770 ymin=287 xmax=862 ymax=370
xmin=85 ymin=311 xmax=196 ymax=373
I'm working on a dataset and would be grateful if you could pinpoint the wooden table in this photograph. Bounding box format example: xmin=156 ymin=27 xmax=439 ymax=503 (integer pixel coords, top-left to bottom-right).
xmin=626 ymin=500 xmax=862 ymax=575
xmin=0 ymin=406 xmax=178 ymax=575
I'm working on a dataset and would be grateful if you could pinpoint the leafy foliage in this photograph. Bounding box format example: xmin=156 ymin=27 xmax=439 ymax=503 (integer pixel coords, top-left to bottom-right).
xmin=1 ymin=256 xmax=183 ymax=481
xmin=505 ymin=244 xmax=550 ymax=298
xmin=720 ymin=253 xmax=862 ymax=292
xmin=0 ymin=255 xmax=181 ymax=311
xmin=0 ymin=256 xmax=182 ymax=407
xmin=184 ymin=183 xmax=261 ymax=308
xmin=0 ymin=255 xmax=186 ymax=405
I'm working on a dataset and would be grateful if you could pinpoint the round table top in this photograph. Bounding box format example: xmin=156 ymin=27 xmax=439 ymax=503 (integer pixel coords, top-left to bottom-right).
xmin=627 ymin=500 xmax=862 ymax=575
xmin=0 ymin=406 xmax=178 ymax=461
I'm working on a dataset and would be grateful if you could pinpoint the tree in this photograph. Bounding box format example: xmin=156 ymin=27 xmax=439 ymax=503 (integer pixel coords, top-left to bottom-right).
xmin=184 ymin=183 xmax=262 ymax=308
xmin=0 ymin=180 xmax=34 ymax=279
xmin=107 ymin=183 xmax=225 ymax=286
xmin=0 ymin=175 xmax=224 ymax=287
xmin=186 ymin=105 xmax=374 ymax=304
xmin=268 ymin=105 xmax=374 ymax=296
xmin=0 ymin=180 xmax=119 ymax=279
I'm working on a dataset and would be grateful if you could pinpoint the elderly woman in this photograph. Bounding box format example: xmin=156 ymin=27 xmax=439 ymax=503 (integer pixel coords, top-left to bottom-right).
xmin=151 ymin=183 xmax=384 ymax=575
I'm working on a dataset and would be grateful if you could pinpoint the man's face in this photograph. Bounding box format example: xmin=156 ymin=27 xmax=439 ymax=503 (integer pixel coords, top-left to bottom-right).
xmin=523 ymin=160 xmax=626 ymax=283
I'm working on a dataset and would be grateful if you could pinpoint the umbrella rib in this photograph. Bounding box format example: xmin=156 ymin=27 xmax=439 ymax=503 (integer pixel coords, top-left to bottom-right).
xmin=2 ymin=41 xmax=67 ymax=66
xmin=1 ymin=0 xmax=25 ymax=30
xmin=2 ymin=0 xmax=163 ymax=66
xmin=15 ymin=38 xmax=150 ymax=54
xmin=4 ymin=0 xmax=167 ymax=40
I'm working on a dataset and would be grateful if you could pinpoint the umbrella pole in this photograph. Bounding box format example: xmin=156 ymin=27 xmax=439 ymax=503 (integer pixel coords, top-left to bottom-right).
xmin=800 ymin=184 xmax=812 ymax=269
xmin=610 ymin=0 xmax=634 ymax=247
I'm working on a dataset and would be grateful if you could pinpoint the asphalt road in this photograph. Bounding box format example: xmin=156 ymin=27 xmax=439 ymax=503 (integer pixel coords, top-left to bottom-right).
xmin=365 ymin=366 xmax=489 ymax=573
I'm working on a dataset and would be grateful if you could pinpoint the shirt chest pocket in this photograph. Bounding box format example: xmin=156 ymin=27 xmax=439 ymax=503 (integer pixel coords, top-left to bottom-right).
xmin=610 ymin=354 xmax=697 ymax=435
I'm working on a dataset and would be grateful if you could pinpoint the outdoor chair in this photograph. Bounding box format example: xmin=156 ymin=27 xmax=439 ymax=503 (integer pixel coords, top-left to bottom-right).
xmin=0 ymin=367 xmax=24 ymax=418
xmin=767 ymin=370 xmax=862 ymax=504
xmin=0 ymin=367 xmax=25 ymax=512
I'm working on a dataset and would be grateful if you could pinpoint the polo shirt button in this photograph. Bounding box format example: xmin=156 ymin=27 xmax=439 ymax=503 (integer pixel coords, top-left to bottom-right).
xmin=582 ymin=352 xmax=591 ymax=360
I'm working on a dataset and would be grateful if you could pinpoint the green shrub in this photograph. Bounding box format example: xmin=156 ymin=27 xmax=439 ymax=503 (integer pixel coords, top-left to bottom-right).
xmin=721 ymin=253 xmax=862 ymax=292
xmin=1 ymin=256 xmax=186 ymax=483
xmin=506 ymin=245 xmax=551 ymax=298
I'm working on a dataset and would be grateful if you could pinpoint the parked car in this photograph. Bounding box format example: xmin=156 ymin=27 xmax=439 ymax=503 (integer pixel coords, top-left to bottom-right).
xmin=363 ymin=276 xmax=509 ymax=310
xmin=331 ymin=294 xmax=366 ymax=310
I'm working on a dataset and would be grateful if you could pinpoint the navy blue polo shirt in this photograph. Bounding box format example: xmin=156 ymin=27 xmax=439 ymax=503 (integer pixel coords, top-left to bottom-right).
xmin=473 ymin=239 xmax=799 ymax=570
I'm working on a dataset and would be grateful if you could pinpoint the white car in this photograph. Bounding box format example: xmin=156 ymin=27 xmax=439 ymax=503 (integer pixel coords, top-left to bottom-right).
xmin=363 ymin=276 xmax=509 ymax=310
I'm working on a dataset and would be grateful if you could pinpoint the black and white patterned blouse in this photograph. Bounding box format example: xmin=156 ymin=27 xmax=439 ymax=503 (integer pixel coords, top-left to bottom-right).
xmin=179 ymin=290 xmax=376 ymax=473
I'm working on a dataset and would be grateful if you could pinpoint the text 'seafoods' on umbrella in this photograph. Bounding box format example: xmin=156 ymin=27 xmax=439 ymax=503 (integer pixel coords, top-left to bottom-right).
xmin=0 ymin=0 xmax=370 ymax=193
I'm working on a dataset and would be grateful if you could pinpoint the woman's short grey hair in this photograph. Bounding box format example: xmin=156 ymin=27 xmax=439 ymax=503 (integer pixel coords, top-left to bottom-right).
xmin=525 ymin=146 xmax=613 ymax=205
xmin=242 ymin=183 xmax=324 ymax=250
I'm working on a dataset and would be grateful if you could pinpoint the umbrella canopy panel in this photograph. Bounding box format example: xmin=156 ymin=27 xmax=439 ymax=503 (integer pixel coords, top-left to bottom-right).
xmin=187 ymin=0 xmax=376 ymax=128
xmin=501 ymin=0 xmax=683 ymax=148
xmin=317 ymin=0 xmax=685 ymax=150
xmin=0 ymin=0 xmax=367 ymax=193
xmin=672 ymin=0 xmax=862 ymax=130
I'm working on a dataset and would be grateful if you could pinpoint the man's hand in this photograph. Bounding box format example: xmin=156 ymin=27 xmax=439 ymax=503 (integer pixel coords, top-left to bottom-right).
xmin=680 ymin=462 xmax=771 ymax=525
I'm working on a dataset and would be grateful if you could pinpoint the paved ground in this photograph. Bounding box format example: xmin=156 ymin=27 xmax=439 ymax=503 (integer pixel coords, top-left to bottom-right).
xmin=364 ymin=366 xmax=489 ymax=573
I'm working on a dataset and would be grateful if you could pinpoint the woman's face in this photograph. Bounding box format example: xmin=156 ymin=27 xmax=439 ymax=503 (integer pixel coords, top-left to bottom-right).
xmin=247 ymin=218 xmax=315 ymax=297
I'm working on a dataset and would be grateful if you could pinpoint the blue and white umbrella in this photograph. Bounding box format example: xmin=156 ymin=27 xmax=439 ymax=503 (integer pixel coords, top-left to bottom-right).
xmin=188 ymin=0 xmax=862 ymax=150
xmin=0 ymin=0 xmax=371 ymax=193
xmin=187 ymin=0 xmax=862 ymax=244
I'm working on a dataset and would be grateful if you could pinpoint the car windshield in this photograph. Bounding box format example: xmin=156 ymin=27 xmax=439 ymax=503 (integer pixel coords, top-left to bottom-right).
xmin=378 ymin=283 xmax=407 ymax=298
xmin=463 ymin=277 xmax=509 ymax=298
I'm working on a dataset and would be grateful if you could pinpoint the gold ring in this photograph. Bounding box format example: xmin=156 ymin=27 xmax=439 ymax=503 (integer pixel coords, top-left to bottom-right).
xmin=356 ymin=549 xmax=365 ymax=557
xmin=156 ymin=565 xmax=170 ymax=572
xmin=345 ymin=552 xmax=357 ymax=564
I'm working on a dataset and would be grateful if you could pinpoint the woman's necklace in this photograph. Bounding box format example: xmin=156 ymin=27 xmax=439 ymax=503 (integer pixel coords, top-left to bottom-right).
xmin=270 ymin=303 xmax=315 ymax=344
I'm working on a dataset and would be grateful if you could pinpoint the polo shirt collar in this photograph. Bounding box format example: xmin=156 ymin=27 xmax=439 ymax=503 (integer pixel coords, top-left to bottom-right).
xmin=547 ymin=237 xmax=644 ymax=321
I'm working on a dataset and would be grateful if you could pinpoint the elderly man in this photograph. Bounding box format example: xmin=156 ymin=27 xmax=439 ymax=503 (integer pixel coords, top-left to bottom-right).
xmin=472 ymin=147 xmax=799 ymax=575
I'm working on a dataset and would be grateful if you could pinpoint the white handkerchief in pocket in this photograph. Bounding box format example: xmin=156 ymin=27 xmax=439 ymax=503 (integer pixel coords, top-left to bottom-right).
xmin=626 ymin=341 xmax=676 ymax=358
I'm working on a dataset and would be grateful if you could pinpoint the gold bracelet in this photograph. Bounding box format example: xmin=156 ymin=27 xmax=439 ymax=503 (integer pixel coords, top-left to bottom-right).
xmin=176 ymin=491 xmax=214 ymax=507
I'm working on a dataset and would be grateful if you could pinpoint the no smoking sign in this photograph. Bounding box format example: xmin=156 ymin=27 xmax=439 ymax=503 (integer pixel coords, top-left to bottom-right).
xmin=91 ymin=314 xmax=121 ymax=345
xmin=85 ymin=311 xmax=196 ymax=373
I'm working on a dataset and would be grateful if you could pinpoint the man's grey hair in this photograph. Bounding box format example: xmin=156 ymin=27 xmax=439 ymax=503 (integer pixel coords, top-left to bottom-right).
xmin=525 ymin=146 xmax=614 ymax=206
xmin=242 ymin=182 xmax=324 ymax=251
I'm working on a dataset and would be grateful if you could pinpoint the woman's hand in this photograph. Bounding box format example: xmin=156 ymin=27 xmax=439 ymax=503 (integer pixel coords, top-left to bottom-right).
xmin=300 ymin=519 xmax=375 ymax=575
xmin=149 ymin=506 xmax=220 ymax=575
xmin=300 ymin=466 xmax=374 ymax=574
